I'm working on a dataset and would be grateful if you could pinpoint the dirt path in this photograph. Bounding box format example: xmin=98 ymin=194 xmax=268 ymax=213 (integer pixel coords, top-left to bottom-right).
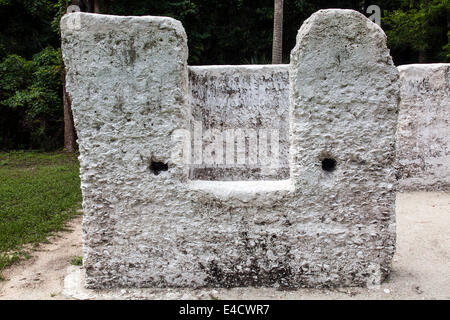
xmin=0 ymin=192 xmax=449 ymax=300
xmin=0 ymin=216 xmax=82 ymax=300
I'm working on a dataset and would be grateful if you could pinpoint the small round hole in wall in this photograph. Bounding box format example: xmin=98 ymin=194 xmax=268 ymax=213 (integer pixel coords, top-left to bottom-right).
xmin=321 ymin=158 xmax=336 ymax=172
xmin=150 ymin=161 xmax=168 ymax=175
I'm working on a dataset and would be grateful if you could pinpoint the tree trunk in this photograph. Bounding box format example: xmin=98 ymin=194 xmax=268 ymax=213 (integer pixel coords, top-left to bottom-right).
xmin=94 ymin=0 xmax=103 ymax=13
xmin=418 ymin=50 xmax=425 ymax=63
xmin=77 ymin=0 xmax=94 ymax=12
xmin=447 ymin=14 xmax=449 ymax=49
xmin=63 ymin=68 xmax=77 ymax=153
xmin=272 ymin=0 xmax=283 ymax=64
xmin=61 ymin=1 xmax=80 ymax=153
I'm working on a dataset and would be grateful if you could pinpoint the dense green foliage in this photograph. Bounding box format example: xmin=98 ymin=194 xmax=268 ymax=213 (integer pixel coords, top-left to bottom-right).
xmin=0 ymin=0 xmax=448 ymax=150
xmin=0 ymin=151 xmax=81 ymax=276
xmin=0 ymin=47 xmax=63 ymax=150
xmin=384 ymin=0 xmax=449 ymax=63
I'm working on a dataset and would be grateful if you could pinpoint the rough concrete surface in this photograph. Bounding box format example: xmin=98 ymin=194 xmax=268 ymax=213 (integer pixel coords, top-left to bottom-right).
xmin=396 ymin=63 xmax=450 ymax=192
xmin=288 ymin=9 xmax=399 ymax=285
xmin=61 ymin=10 xmax=400 ymax=288
xmin=189 ymin=62 xmax=450 ymax=189
xmin=0 ymin=193 xmax=449 ymax=300
xmin=188 ymin=65 xmax=290 ymax=180
xmin=61 ymin=12 xmax=193 ymax=289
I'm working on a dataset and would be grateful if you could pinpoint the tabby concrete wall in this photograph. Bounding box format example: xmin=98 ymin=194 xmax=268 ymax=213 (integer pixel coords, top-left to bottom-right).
xmin=396 ymin=64 xmax=450 ymax=191
xmin=61 ymin=10 xmax=399 ymax=289
xmin=188 ymin=65 xmax=289 ymax=181
xmin=189 ymin=63 xmax=449 ymax=190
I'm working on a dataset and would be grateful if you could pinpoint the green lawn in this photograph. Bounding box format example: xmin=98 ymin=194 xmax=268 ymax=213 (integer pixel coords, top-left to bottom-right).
xmin=0 ymin=151 xmax=82 ymax=279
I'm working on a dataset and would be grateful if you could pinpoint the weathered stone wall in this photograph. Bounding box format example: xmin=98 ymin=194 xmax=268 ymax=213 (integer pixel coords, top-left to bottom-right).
xmin=188 ymin=65 xmax=289 ymax=180
xmin=61 ymin=13 xmax=192 ymax=288
xmin=396 ymin=64 xmax=450 ymax=191
xmin=188 ymin=63 xmax=450 ymax=188
xmin=61 ymin=10 xmax=400 ymax=289
xmin=288 ymin=9 xmax=399 ymax=287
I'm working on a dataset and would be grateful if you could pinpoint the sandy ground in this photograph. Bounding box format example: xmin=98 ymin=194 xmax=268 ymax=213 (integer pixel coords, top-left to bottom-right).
xmin=0 ymin=215 xmax=83 ymax=300
xmin=0 ymin=192 xmax=449 ymax=300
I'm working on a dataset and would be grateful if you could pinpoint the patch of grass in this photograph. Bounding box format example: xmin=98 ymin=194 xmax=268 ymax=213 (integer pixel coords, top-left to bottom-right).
xmin=0 ymin=151 xmax=76 ymax=168
xmin=0 ymin=151 xmax=82 ymax=279
xmin=69 ymin=256 xmax=83 ymax=266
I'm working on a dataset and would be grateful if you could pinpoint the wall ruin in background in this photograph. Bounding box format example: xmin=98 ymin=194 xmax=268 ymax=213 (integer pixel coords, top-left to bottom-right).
xmin=396 ymin=64 xmax=449 ymax=191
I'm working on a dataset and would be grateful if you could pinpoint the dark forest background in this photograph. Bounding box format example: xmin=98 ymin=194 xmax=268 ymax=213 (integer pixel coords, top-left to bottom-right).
xmin=0 ymin=0 xmax=448 ymax=151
